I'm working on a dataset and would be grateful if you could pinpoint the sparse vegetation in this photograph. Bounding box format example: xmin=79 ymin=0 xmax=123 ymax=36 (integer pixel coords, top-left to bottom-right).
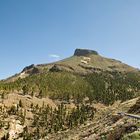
xmin=0 ymin=71 xmax=140 ymax=105
xmin=121 ymin=131 xmax=140 ymax=140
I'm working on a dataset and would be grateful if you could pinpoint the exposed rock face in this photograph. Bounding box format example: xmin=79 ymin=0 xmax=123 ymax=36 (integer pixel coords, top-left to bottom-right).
xmin=22 ymin=64 xmax=35 ymax=72
xmin=9 ymin=120 xmax=24 ymax=140
xmin=49 ymin=64 xmax=62 ymax=72
xmin=21 ymin=64 xmax=42 ymax=74
xmin=49 ymin=64 xmax=74 ymax=72
xmin=128 ymin=98 xmax=140 ymax=113
xmin=74 ymin=49 xmax=98 ymax=56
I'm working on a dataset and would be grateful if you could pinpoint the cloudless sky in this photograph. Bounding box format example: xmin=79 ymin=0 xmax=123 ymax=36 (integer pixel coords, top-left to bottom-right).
xmin=0 ymin=0 xmax=140 ymax=79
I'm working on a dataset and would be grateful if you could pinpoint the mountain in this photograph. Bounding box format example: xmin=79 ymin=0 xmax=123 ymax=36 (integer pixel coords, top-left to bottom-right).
xmin=0 ymin=49 xmax=140 ymax=140
xmin=5 ymin=48 xmax=139 ymax=82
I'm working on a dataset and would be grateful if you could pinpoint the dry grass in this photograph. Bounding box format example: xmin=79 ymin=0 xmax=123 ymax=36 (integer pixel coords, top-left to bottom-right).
xmin=2 ymin=93 xmax=57 ymax=109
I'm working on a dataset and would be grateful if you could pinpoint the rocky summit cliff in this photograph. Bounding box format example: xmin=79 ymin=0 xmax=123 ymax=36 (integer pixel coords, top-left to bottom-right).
xmin=74 ymin=48 xmax=99 ymax=56
xmin=0 ymin=49 xmax=140 ymax=140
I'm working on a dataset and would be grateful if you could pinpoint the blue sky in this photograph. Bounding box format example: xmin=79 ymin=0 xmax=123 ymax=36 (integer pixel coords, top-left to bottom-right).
xmin=0 ymin=0 xmax=140 ymax=79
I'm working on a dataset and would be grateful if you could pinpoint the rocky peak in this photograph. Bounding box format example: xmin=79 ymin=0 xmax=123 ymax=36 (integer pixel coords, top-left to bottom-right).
xmin=22 ymin=64 xmax=35 ymax=72
xmin=21 ymin=64 xmax=42 ymax=74
xmin=74 ymin=48 xmax=98 ymax=56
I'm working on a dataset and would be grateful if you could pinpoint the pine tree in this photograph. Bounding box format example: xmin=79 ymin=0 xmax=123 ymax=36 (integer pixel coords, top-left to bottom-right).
xmin=22 ymin=85 xmax=29 ymax=95
xmin=19 ymin=99 xmax=23 ymax=107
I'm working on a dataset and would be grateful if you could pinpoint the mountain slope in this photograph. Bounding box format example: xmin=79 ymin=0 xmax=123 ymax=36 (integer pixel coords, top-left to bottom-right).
xmin=0 ymin=49 xmax=140 ymax=140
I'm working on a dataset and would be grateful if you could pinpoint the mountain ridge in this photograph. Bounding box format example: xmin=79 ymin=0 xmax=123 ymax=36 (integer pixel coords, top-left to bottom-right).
xmin=3 ymin=48 xmax=139 ymax=82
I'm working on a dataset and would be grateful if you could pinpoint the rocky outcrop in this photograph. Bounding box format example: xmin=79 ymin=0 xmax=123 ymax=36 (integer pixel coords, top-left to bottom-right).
xmin=21 ymin=64 xmax=42 ymax=75
xmin=49 ymin=64 xmax=62 ymax=72
xmin=74 ymin=49 xmax=98 ymax=56
xmin=9 ymin=120 xmax=24 ymax=140
xmin=49 ymin=64 xmax=75 ymax=72
xmin=22 ymin=64 xmax=35 ymax=72
xmin=128 ymin=98 xmax=140 ymax=113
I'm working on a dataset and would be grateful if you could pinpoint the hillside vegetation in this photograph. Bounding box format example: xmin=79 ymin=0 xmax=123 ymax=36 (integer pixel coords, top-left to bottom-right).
xmin=0 ymin=70 xmax=140 ymax=105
